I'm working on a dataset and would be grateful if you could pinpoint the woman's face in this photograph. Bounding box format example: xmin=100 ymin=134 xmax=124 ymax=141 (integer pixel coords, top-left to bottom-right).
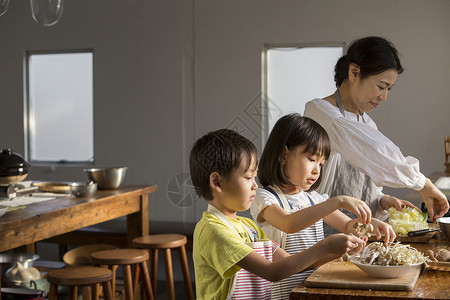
xmin=350 ymin=68 xmax=399 ymax=113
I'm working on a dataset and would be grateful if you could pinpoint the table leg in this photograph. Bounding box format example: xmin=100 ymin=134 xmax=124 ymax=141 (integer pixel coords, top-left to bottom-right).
xmin=127 ymin=193 xmax=149 ymax=247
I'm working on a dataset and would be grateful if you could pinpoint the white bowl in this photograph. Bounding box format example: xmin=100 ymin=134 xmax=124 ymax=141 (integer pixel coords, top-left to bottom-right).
xmin=349 ymin=256 xmax=423 ymax=278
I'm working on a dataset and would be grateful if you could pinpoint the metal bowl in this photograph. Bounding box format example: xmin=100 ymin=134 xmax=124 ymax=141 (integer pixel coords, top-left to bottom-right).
xmin=437 ymin=217 xmax=450 ymax=240
xmin=70 ymin=182 xmax=97 ymax=198
xmin=83 ymin=167 xmax=127 ymax=190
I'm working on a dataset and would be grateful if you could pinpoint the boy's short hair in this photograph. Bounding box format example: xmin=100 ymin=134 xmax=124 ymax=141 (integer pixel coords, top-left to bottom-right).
xmin=189 ymin=129 xmax=258 ymax=201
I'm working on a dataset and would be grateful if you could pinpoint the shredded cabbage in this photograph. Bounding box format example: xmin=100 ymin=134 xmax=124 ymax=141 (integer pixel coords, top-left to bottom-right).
xmin=355 ymin=242 xmax=430 ymax=266
xmin=388 ymin=207 xmax=428 ymax=235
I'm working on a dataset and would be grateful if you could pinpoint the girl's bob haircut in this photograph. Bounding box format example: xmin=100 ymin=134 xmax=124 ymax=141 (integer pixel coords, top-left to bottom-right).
xmin=258 ymin=113 xmax=330 ymax=191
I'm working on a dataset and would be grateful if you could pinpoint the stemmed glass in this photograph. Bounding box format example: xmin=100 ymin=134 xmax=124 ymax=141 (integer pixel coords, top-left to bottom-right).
xmin=0 ymin=0 xmax=9 ymax=17
xmin=30 ymin=0 xmax=64 ymax=26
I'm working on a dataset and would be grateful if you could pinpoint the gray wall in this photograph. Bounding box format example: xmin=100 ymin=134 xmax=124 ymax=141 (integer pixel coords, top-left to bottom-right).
xmin=1 ymin=0 xmax=449 ymax=224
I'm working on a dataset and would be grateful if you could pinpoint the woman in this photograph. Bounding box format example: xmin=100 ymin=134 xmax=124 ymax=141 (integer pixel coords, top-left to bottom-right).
xmin=304 ymin=36 xmax=448 ymax=228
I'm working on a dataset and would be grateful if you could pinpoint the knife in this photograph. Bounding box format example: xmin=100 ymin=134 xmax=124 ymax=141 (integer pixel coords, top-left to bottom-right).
xmin=407 ymin=228 xmax=440 ymax=237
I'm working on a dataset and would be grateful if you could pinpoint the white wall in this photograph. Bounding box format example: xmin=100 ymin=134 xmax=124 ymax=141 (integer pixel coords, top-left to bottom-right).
xmin=194 ymin=0 xmax=450 ymax=202
xmin=0 ymin=0 xmax=449 ymax=224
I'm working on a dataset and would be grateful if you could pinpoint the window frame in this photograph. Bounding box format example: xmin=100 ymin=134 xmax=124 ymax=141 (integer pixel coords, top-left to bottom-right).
xmin=24 ymin=48 xmax=95 ymax=166
xmin=261 ymin=42 xmax=344 ymax=147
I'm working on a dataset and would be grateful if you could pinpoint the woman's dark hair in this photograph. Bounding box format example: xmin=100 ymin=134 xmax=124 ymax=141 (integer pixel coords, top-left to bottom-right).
xmin=189 ymin=129 xmax=258 ymax=201
xmin=258 ymin=114 xmax=330 ymax=191
xmin=334 ymin=36 xmax=404 ymax=87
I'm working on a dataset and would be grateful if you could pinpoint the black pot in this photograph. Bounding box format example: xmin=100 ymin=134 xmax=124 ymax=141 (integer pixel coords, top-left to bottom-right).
xmin=0 ymin=149 xmax=30 ymax=184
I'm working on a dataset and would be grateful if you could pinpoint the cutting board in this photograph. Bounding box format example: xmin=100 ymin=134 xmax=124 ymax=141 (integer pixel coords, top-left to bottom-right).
xmin=304 ymin=261 xmax=421 ymax=291
xmin=368 ymin=231 xmax=436 ymax=243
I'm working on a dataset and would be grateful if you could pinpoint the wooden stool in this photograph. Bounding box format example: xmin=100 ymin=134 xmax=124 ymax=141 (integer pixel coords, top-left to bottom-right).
xmin=63 ymin=244 xmax=119 ymax=266
xmin=90 ymin=248 xmax=154 ymax=300
xmin=133 ymin=234 xmax=194 ymax=300
xmin=47 ymin=266 xmax=114 ymax=300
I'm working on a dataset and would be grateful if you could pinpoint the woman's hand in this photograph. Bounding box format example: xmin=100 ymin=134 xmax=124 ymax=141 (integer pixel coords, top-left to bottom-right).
xmin=370 ymin=218 xmax=396 ymax=245
xmin=338 ymin=196 xmax=372 ymax=225
xmin=380 ymin=195 xmax=420 ymax=211
xmin=421 ymin=178 xmax=449 ymax=222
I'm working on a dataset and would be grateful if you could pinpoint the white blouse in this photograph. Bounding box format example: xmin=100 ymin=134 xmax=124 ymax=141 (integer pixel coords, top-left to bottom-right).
xmin=303 ymin=99 xmax=426 ymax=219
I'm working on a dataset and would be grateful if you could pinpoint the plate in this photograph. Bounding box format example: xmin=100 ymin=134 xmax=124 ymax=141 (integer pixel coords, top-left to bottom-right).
xmin=428 ymin=261 xmax=450 ymax=272
xmin=349 ymin=256 xmax=423 ymax=278
xmin=32 ymin=182 xmax=71 ymax=193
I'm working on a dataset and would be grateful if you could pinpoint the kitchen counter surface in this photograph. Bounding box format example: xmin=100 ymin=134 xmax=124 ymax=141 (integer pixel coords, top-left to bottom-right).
xmin=290 ymin=236 xmax=450 ymax=299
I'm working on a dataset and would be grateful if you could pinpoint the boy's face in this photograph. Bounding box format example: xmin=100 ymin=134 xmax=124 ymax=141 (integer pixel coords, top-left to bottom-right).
xmin=214 ymin=154 xmax=258 ymax=218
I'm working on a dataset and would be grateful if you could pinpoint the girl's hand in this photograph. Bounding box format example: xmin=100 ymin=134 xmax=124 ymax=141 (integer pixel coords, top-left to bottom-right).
xmin=380 ymin=195 xmax=420 ymax=211
xmin=370 ymin=218 xmax=395 ymax=245
xmin=338 ymin=196 xmax=372 ymax=225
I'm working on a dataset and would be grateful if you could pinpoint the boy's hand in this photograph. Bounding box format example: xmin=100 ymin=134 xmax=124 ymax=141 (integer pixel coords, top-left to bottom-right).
xmin=322 ymin=233 xmax=366 ymax=256
xmin=339 ymin=196 xmax=372 ymax=225
xmin=370 ymin=218 xmax=396 ymax=245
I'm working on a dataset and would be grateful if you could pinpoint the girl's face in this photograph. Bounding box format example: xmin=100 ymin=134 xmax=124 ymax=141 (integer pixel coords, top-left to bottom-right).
xmin=282 ymin=144 xmax=325 ymax=194
xmin=350 ymin=68 xmax=398 ymax=113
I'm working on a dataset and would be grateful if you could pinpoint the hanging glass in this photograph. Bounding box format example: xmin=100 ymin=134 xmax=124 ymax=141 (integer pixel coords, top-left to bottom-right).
xmin=30 ymin=0 xmax=64 ymax=26
xmin=0 ymin=0 xmax=9 ymax=17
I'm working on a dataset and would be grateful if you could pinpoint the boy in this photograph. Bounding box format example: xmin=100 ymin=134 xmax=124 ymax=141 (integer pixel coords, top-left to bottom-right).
xmin=190 ymin=129 xmax=365 ymax=299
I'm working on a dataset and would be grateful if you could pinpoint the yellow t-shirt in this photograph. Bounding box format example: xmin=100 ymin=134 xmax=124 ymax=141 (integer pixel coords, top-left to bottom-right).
xmin=193 ymin=211 xmax=270 ymax=300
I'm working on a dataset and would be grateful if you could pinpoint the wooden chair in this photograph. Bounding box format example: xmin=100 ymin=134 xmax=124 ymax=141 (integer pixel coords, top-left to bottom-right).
xmin=445 ymin=137 xmax=450 ymax=176
xmin=90 ymin=248 xmax=154 ymax=300
xmin=47 ymin=266 xmax=114 ymax=300
xmin=132 ymin=234 xmax=194 ymax=300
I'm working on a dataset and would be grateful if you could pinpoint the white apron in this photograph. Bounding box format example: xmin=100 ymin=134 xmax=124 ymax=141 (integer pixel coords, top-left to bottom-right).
xmin=207 ymin=205 xmax=274 ymax=300
xmin=264 ymin=186 xmax=324 ymax=300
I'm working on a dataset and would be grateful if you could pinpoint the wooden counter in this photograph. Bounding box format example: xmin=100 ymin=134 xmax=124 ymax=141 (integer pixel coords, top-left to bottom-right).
xmin=0 ymin=185 xmax=157 ymax=252
xmin=290 ymin=236 xmax=450 ymax=299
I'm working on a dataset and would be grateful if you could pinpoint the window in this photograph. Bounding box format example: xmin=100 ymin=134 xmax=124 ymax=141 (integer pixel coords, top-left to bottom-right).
xmin=25 ymin=50 xmax=94 ymax=164
xmin=262 ymin=44 xmax=343 ymax=138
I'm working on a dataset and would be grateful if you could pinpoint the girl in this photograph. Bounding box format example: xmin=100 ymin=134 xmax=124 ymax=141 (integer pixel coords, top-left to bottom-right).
xmin=250 ymin=114 xmax=394 ymax=299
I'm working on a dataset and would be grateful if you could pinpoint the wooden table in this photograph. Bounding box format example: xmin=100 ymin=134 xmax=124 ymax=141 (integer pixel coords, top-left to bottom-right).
xmin=0 ymin=185 xmax=157 ymax=252
xmin=290 ymin=236 xmax=450 ymax=299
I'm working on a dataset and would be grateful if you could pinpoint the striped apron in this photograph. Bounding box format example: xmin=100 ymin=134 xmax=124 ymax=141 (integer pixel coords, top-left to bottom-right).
xmin=264 ymin=186 xmax=324 ymax=300
xmin=207 ymin=204 xmax=274 ymax=300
